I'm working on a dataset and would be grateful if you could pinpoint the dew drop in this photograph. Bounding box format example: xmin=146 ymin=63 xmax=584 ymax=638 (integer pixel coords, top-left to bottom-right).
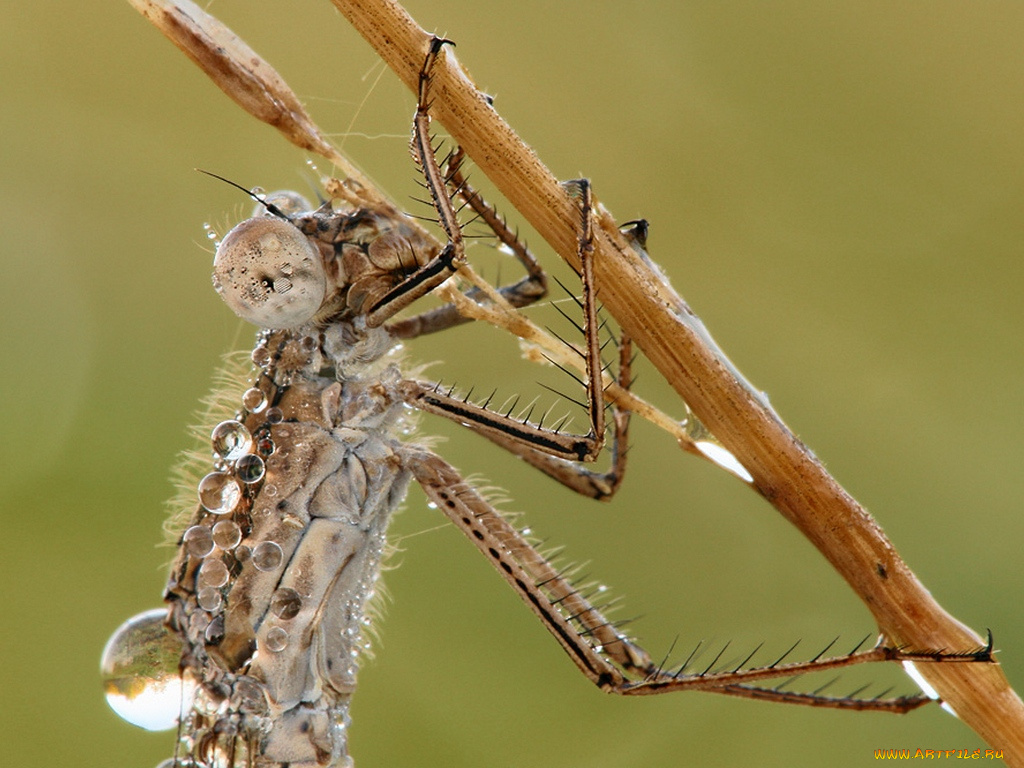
xmin=265 ymin=406 xmax=284 ymax=424
xmin=242 ymin=387 xmax=268 ymax=413
xmin=211 ymin=420 xmax=253 ymax=462
xmin=182 ymin=525 xmax=214 ymax=559
xmin=257 ymin=436 xmax=275 ymax=456
xmin=264 ymin=626 xmax=289 ymax=652
xmin=101 ymin=608 xmax=192 ymax=732
xmin=211 ymin=520 xmax=242 ymax=550
xmin=270 ymin=587 xmax=302 ymax=620
xmin=198 ymin=557 xmax=230 ymax=588
xmin=252 ymin=541 xmax=284 ymax=572
xmin=203 ymin=222 xmax=220 ymax=246
xmin=196 ymin=586 xmax=223 ymax=612
xmin=198 ymin=472 xmax=242 ymax=515
xmin=252 ymin=345 xmax=271 ymax=368
xmin=236 ymin=454 xmax=266 ymax=484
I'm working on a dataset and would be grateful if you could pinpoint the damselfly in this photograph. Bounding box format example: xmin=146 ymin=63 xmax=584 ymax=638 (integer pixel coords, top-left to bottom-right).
xmin=101 ymin=36 xmax=990 ymax=768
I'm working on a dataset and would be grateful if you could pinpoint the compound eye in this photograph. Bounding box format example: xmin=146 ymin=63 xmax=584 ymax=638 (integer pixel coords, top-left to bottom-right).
xmin=212 ymin=217 xmax=326 ymax=330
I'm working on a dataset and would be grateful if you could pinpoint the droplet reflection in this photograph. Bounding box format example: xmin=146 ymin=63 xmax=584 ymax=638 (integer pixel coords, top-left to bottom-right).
xmin=182 ymin=525 xmax=214 ymax=559
xmin=211 ymin=519 xmax=242 ymax=550
xmin=236 ymin=454 xmax=266 ymax=484
xmin=264 ymin=626 xmax=289 ymax=652
xmin=270 ymin=587 xmax=302 ymax=620
xmin=101 ymin=608 xmax=192 ymax=731
xmin=211 ymin=420 xmax=253 ymax=462
xmin=242 ymin=387 xmax=267 ymax=413
xmin=252 ymin=541 xmax=283 ymax=572
xmin=198 ymin=471 xmax=241 ymax=515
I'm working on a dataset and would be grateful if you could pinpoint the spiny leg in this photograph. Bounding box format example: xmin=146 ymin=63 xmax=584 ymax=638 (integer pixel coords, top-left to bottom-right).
xmin=400 ymin=175 xmax=612 ymax=465
xmin=418 ymin=333 xmax=633 ymax=500
xmin=389 ymin=146 xmax=549 ymax=339
xmin=408 ymin=447 xmax=993 ymax=712
xmin=362 ymin=37 xmax=467 ymax=328
xmin=408 ymin=447 xmax=652 ymax=676
xmin=394 ymin=38 xmax=617 ymax=476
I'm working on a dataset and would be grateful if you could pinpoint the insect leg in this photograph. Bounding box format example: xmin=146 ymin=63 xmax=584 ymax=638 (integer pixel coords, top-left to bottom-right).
xmin=408 ymin=446 xmax=652 ymax=677
xmin=388 ymin=147 xmax=548 ymax=339
xmin=400 ymin=174 xmax=611 ymax=465
xmin=409 ymin=447 xmax=993 ymax=712
xmin=400 ymin=332 xmax=632 ymax=499
xmin=363 ymin=38 xmax=467 ymax=328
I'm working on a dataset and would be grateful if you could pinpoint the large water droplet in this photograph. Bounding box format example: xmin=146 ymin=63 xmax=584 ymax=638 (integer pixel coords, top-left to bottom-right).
xmin=198 ymin=472 xmax=241 ymax=515
xmin=236 ymin=454 xmax=266 ymax=484
xmin=211 ymin=420 xmax=252 ymax=461
xmin=258 ymin=190 xmax=312 ymax=218
xmin=101 ymin=608 xmax=192 ymax=731
xmin=252 ymin=541 xmax=283 ymax=572
xmin=234 ymin=676 xmax=266 ymax=712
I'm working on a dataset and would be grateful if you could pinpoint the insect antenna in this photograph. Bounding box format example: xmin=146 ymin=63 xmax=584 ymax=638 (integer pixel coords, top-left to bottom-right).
xmin=195 ymin=169 xmax=291 ymax=219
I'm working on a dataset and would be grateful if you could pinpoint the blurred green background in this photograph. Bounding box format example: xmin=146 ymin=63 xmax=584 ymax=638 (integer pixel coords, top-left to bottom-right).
xmin=2 ymin=2 xmax=1021 ymax=766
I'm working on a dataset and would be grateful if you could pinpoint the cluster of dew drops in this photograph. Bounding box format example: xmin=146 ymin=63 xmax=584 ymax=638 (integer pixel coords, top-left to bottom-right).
xmin=101 ymin=350 xmax=298 ymax=733
xmin=186 ymin=338 xmax=315 ymax=653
